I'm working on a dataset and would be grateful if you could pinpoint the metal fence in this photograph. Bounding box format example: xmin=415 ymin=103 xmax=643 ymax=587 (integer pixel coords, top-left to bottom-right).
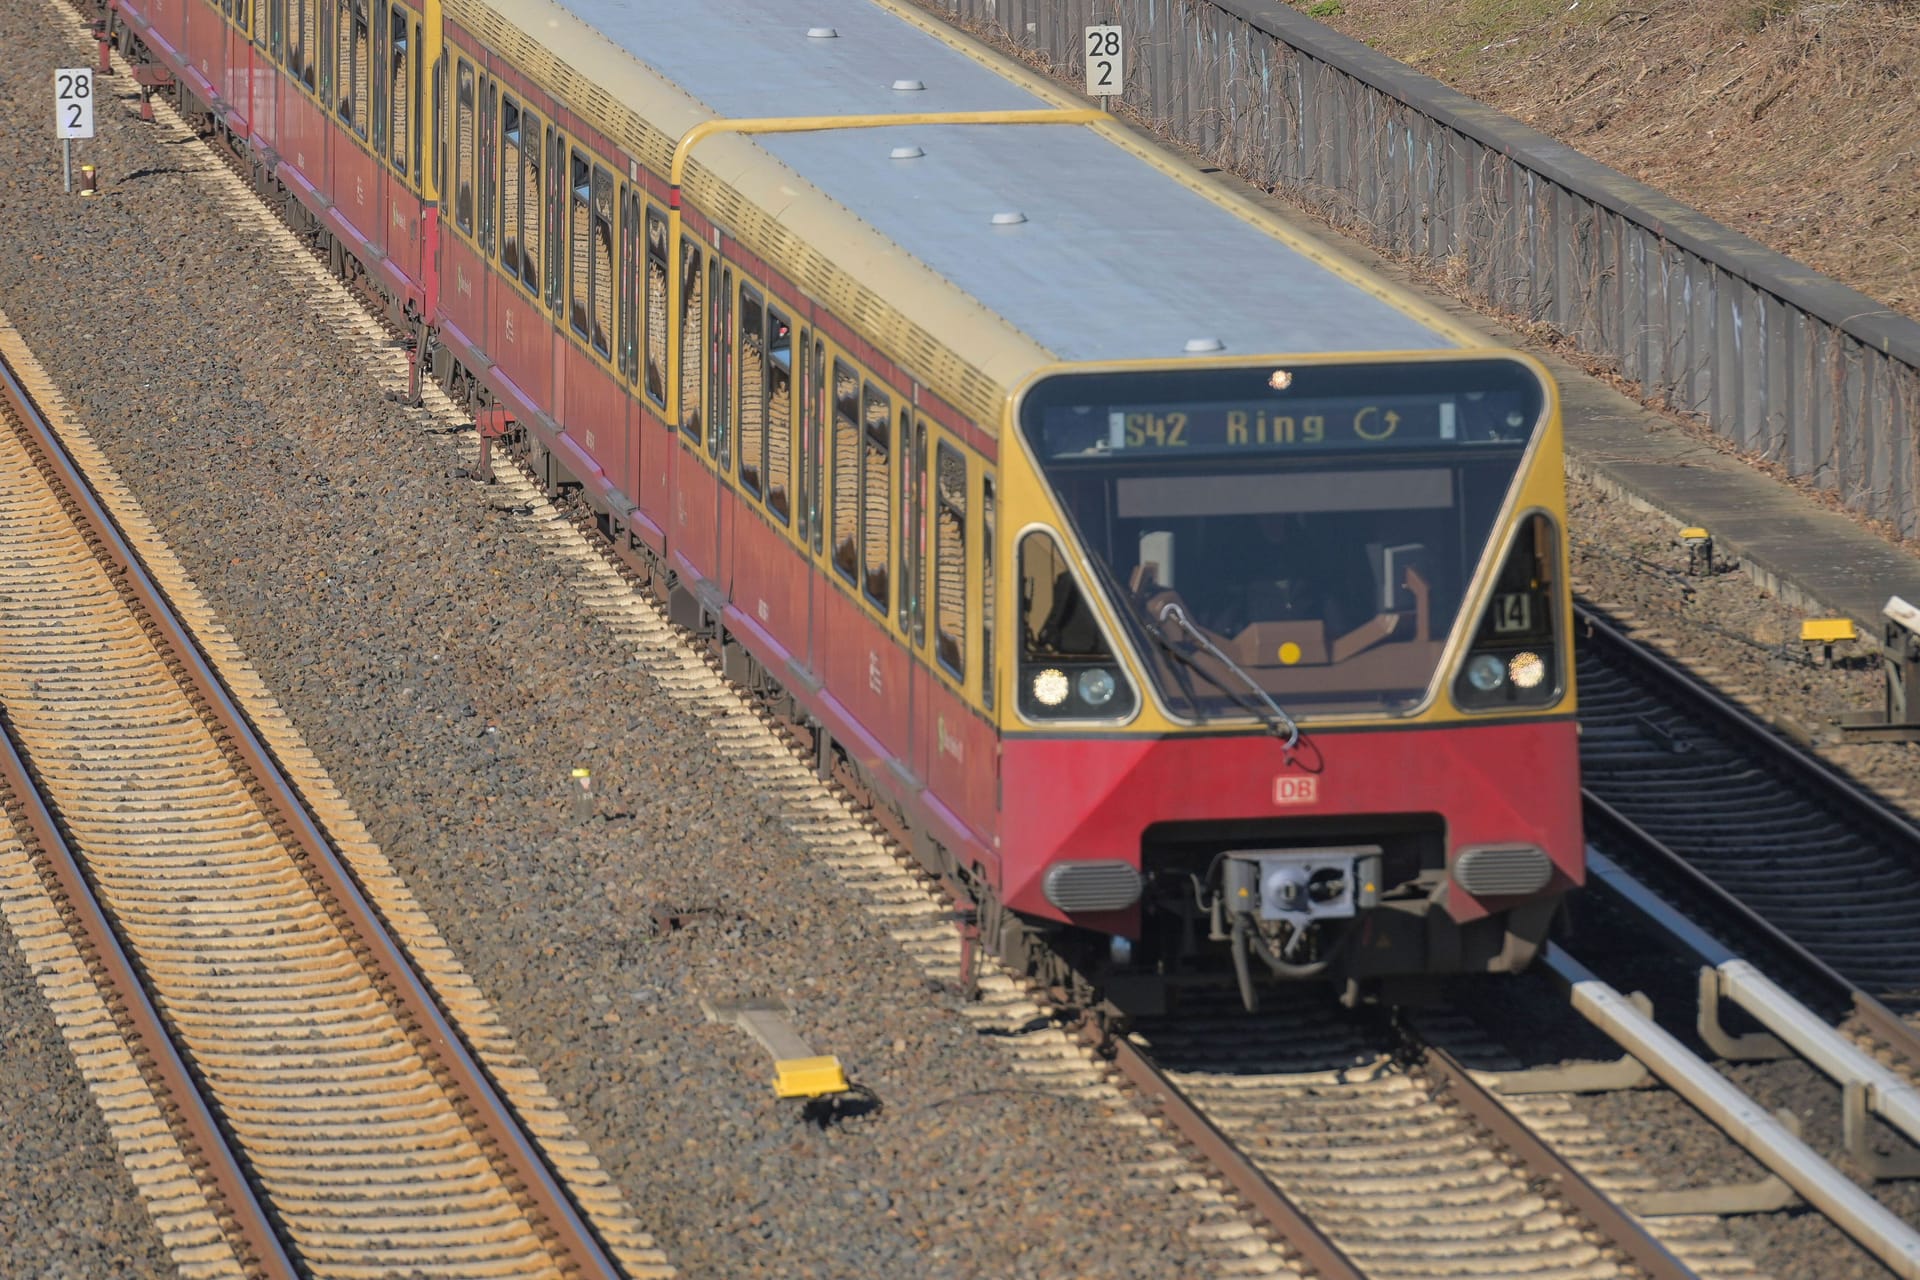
xmin=920 ymin=0 xmax=1920 ymax=539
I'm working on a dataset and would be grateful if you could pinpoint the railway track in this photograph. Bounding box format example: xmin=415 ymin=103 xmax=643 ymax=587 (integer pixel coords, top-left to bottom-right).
xmin=1117 ymin=995 xmax=1763 ymax=1280
xmin=46 ymin=21 xmax=1905 ymax=1277
xmin=0 ymin=328 xmax=671 ymax=1277
xmin=1575 ymin=604 xmax=1920 ymax=1036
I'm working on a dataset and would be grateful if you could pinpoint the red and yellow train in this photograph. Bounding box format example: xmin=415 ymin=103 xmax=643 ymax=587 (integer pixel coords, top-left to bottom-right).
xmin=99 ymin=0 xmax=1582 ymax=1011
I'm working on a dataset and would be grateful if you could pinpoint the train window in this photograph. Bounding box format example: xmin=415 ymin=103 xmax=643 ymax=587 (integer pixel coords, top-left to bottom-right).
xmin=831 ymin=360 xmax=859 ymax=586
xmin=353 ymin=4 xmax=371 ymax=139
xmin=898 ymin=412 xmax=923 ymax=640
xmin=643 ymin=209 xmax=667 ymax=408
xmin=292 ymin=0 xmax=316 ymax=90
xmin=269 ymin=0 xmax=283 ymax=61
xmin=432 ymin=54 xmax=445 ymax=200
xmin=319 ymin=0 xmax=333 ymax=101
xmin=337 ymin=0 xmax=369 ymax=140
xmin=238 ymin=0 xmax=255 ymax=42
xmin=678 ymin=244 xmax=703 ymax=440
xmin=861 ymin=384 xmax=891 ymax=612
xmin=737 ymin=286 xmax=764 ymax=497
xmin=913 ymin=417 xmax=927 ymax=644
xmin=811 ymin=339 xmax=825 ymax=554
xmin=382 ymin=6 xmax=401 ymax=169
xmin=500 ymin=97 xmax=522 ymax=280
xmin=617 ymin=189 xmax=637 ymax=382
xmin=982 ymin=476 xmax=996 ymax=709
xmin=477 ymin=80 xmax=493 ymax=247
xmin=591 ymin=169 xmax=613 ymax=357
xmin=518 ymin=110 xmax=541 ymax=292
xmin=766 ymin=308 xmax=791 ymax=524
xmin=935 ymin=442 xmax=965 ymax=679
xmin=370 ymin=5 xmax=386 ymax=154
xmin=795 ymin=328 xmax=812 ymax=541
xmin=567 ymin=151 xmax=590 ymax=339
xmin=454 ymin=63 xmax=475 ymax=233
xmin=412 ymin=26 xmax=423 ymax=179
xmin=545 ymin=129 xmax=564 ymax=314
xmin=714 ymin=265 xmax=733 ymax=471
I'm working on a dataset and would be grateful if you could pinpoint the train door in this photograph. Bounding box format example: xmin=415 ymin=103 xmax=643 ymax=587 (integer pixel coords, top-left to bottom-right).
xmin=668 ymin=240 xmax=714 ymax=586
xmin=257 ymin=0 xmax=279 ymax=143
xmin=229 ymin=0 xmax=254 ymax=136
xmin=375 ymin=0 xmax=426 ymax=288
xmin=906 ymin=408 xmax=932 ymax=785
xmin=795 ymin=328 xmax=821 ymax=675
xmin=709 ymin=262 xmax=734 ymax=592
xmin=672 ymin=238 xmax=710 ymax=575
xmin=617 ymin=185 xmax=640 ymax=533
xmin=251 ymin=0 xmax=274 ymax=140
xmin=723 ymin=280 xmax=763 ymax=607
xmin=373 ymin=5 xmax=391 ymax=261
xmin=545 ymin=123 xmax=567 ymax=430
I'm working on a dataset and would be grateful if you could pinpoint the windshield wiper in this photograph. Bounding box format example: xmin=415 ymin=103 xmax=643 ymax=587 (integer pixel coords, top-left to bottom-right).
xmin=1146 ymin=601 xmax=1301 ymax=751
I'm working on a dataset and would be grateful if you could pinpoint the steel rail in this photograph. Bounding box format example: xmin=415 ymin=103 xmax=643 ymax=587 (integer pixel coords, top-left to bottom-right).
xmin=1575 ymin=603 xmax=1920 ymax=1067
xmin=1575 ymin=604 xmax=1920 ymax=860
xmin=1582 ymin=794 xmax=1920 ymax=1068
xmin=1108 ymin=1025 xmax=1698 ymax=1280
xmin=1103 ymin=1034 xmax=1368 ymax=1280
xmin=0 ymin=715 xmax=296 ymax=1280
xmin=0 ymin=349 xmax=623 ymax=1279
xmin=1412 ymin=1040 xmax=1697 ymax=1280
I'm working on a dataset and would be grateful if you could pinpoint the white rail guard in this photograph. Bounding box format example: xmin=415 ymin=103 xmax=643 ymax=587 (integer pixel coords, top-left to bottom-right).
xmin=1589 ymin=850 xmax=1920 ymax=1148
xmin=1543 ymin=945 xmax=1920 ymax=1279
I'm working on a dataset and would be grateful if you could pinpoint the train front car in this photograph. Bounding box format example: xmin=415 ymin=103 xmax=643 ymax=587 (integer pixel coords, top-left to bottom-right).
xmin=998 ymin=352 xmax=1580 ymax=1011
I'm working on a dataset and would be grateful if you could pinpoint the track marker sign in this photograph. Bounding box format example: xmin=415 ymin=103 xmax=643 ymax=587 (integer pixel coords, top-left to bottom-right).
xmin=56 ymin=67 xmax=94 ymax=195
xmin=56 ymin=68 xmax=94 ymax=139
xmin=1084 ymin=25 xmax=1123 ymax=100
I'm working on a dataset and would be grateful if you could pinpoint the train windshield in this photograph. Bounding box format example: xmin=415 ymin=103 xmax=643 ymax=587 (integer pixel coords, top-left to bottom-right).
xmin=1017 ymin=359 xmax=1548 ymax=718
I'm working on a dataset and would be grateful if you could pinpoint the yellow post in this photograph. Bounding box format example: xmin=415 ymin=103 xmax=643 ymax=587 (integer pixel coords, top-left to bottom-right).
xmin=662 ymin=108 xmax=1103 ymax=429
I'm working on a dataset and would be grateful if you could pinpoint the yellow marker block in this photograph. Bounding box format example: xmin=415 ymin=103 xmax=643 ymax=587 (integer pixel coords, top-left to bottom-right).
xmin=774 ymin=1055 xmax=850 ymax=1099
xmin=1801 ymin=618 xmax=1856 ymax=644
xmin=1680 ymin=527 xmax=1710 ymax=543
xmin=1278 ymin=641 xmax=1302 ymax=665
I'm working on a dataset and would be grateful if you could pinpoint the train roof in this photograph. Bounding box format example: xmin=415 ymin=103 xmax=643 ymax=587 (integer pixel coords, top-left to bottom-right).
xmin=451 ymin=0 xmax=1468 ymax=419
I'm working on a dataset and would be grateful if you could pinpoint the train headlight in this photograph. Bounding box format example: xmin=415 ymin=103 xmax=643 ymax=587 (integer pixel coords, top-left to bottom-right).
xmin=1466 ymin=654 xmax=1506 ymax=692
xmin=1077 ymin=668 xmax=1116 ymax=706
xmin=1032 ymin=668 xmax=1071 ymax=707
xmin=1508 ymin=651 xmax=1547 ymax=690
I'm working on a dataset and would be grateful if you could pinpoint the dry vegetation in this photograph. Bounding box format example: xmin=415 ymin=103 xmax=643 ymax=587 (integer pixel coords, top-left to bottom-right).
xmin=1305 ymin=0 xmax=1920 ymax=321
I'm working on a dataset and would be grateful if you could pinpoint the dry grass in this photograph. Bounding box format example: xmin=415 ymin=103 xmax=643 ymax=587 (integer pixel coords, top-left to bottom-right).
xmin=1315 ymin=0 xmax=1920 ymax=320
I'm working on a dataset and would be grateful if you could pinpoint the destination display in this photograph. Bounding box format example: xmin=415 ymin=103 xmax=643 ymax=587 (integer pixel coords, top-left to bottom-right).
xmin=1037 ymin=392 xmax=1534 ymax=459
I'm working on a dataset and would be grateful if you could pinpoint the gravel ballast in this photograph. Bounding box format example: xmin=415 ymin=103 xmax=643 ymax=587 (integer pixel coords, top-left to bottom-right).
xmin=0 ymin=904 xmax=179 ymax=1279
xmin=3 ymin=0 xmax=1917 ymax=1275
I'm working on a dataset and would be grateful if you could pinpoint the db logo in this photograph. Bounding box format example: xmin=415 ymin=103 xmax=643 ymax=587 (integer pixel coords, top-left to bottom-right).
xmin=1273 ymin=776 xmax=1318 ymax=806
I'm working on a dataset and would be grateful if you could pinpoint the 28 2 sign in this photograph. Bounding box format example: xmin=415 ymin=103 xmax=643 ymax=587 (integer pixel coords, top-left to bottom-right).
xmin=1084 ymin=25 xmax=1123 ymax=97
xmin=56 ymin=67 xmax=95 ymax=140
